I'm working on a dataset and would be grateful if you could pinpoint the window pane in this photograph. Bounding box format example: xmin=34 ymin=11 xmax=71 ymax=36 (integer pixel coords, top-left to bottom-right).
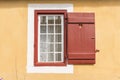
xmin=47 ymin=44 xmax=54 ymax=52
xmin=40 ymin=16 xmax=46 ymax=24
xmin=55 ymin=16 xmax=61 ymax=24
xmin=48 ymin=25 xmax=54 ymax=33
xmin=55 ymin=53 xmax=61 ymax=61
xmin=55 ymin=25 xmax=61 ymax=33
xmin=48 ymin=53 xmax=54 ymax=61
xmin=40 ymin=35 xmax=46 ymax=42
xmin=40 ymin=43 xmax=47 ymax=52
xmin=55 ymin=44 xmax=62 ymax=52
xmin=40 ymin=25 xmax=46 ymax=33
xmin=48 ymin=35 xmax=54 ymax=42
xmin=48 ymin=16 xmax=54 ymax=24
xmin=55 ymin=35 xmax=61 ymax=42
xmin=40 ymin=53 xmax=47 ymax=62
xmin=38 ymin=15 xmax=63 ymax=63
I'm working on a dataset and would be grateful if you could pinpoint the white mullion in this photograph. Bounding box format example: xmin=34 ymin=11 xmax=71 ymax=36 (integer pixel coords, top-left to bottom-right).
xmin=38 ymin=15 xmax=40 ymax=62
xmin=54 ymin=16 xmax=56 ymax=62
xmin=46 ymin=16 xmax=48 ymax=62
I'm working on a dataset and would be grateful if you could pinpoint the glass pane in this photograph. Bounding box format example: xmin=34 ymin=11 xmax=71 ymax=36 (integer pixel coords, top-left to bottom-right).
xmin=39 ymin=15 xmax=63 ymax=63
xmin=40 ymin=35 xmax=46 ymax=42
xmin=40 ymin=53 xmax=47 ymax=62
xmin=55 ymin=35 xmax=61 ymax=42
xmin=40 ymin=43 xmax=47 ymax=52
xmin=48 ymin=25 xmax=54 ymax=33
xmin=40 ymin=25 xmax=46 ymax=33
xmin=40 ymin=16 xmax=46 ymax=24
xmin=55 ymin=16 xmax=61 ymax=24
xmin=47 ymin=44 xmax=54 ymax=52
xmin=48 ymin=53 xmax=54 ymax=61
xmin=48 ymin=16 xmax=54 ymax=24
xmin=55 ymin=53 xmax=61 ymax=61
xmin=55 ymin=25 xmax=61 ymax=33
xmin=48 ymin=35 xmax=54 ymax=42
xmin=55 ymin=44 xmax=62 ymax=52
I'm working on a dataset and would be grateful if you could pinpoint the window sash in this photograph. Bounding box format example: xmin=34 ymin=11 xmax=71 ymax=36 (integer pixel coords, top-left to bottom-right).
xmin=38 ymin=15 xmax=64 ymax=63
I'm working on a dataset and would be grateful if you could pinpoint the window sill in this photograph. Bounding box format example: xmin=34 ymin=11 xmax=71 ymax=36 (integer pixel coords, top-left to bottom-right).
xmin=27 ymin=65 xmax=73 ymax=73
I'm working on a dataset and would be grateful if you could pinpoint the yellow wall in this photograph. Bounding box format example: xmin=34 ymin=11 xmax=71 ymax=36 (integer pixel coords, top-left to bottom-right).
xmin=0 ymin=1 xmax=120 ymax=80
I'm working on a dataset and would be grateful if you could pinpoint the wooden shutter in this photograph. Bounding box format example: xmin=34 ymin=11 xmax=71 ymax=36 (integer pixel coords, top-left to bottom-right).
xmin=67 ymin=13 xmax=95 ymax=64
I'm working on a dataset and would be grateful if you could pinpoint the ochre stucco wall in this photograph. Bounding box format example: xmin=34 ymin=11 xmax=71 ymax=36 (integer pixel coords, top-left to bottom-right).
xmin=0 ymin=1 xmax=120 ymax=80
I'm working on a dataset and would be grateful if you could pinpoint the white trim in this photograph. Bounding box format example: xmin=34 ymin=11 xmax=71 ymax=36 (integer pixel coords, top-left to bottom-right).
xmin=27 ymin=4 xmax=73 ymax=73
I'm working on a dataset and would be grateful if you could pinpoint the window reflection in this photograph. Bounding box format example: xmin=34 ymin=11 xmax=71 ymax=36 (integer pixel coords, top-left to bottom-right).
xmin=40 ymin=16 xmax=46 ymax=24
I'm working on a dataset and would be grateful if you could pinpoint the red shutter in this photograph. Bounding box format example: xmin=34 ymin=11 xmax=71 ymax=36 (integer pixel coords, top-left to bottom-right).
xmin=67 ymin=13 xmax=95 ymax=64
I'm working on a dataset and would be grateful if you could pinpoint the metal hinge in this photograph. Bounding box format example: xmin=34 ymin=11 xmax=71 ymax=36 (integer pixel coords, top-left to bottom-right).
xmin=65 ymin=18 xmax=68 ymax=20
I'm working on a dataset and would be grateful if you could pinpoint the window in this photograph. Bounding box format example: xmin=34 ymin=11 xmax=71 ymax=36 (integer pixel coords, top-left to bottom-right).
xmin=34 ymin=10 xmax=67 ymax=66
xmin=27 ymin=4 xmax=96 ymax=73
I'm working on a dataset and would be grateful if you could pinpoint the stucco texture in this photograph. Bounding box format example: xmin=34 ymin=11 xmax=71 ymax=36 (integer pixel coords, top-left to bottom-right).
xmin=0 ymin=0 xmax=120 ymax=80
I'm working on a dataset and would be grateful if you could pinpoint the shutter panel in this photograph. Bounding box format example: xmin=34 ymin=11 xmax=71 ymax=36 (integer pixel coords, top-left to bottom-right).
xmin=67 ymin=13 xmax=95 ymax=64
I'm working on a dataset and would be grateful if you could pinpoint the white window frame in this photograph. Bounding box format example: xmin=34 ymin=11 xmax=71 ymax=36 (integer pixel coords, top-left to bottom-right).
xmin=38 ymin=15 xmax=64 ymax=63
xmin=27 ymin=4 xmax=73 ymax=73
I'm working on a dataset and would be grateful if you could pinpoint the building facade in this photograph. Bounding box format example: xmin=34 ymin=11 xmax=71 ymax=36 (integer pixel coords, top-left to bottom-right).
xmin=0 ymin=0 xmax=120 ymax=80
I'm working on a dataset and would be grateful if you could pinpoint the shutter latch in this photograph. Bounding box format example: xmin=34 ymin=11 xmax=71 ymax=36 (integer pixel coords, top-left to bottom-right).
xmin=95 ymin=49 xmax=100 ymax=53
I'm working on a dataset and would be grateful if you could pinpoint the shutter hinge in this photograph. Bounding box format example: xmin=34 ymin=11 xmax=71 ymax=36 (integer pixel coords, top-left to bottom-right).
xmin=65 ymin=54 xmax=68 ymax=59
xmin=65 ymin=18 xmax=68 ymax=20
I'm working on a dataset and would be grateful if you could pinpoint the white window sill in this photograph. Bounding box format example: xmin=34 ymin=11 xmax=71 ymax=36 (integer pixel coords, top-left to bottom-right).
xmin=27 ymin=65 xmax=73 ymax=73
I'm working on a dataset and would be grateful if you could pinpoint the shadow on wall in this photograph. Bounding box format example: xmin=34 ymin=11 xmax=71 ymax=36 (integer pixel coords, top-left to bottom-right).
xmin=0 ymin=0 xmax=120 ymax=8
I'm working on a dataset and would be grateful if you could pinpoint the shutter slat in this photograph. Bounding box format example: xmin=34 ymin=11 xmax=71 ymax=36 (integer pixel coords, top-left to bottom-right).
xmin=68 ymin=60 xmax=95 ymax=64
xmin=68 ymin=13 xmax=94 ymax=23
xmin=68 ymin=53 xmax=95 ymax=59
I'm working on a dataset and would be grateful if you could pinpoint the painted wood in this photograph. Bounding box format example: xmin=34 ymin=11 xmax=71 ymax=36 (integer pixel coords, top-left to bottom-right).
xmin=68 ymin=59 xmax=95 ymax=64
xmin=68 ymin=13 xmax=95 ymax=24
xmin=67 ymin=13 xmax=95 ymax=64
xmin=34 ymin=10 xmax=67 ymax=66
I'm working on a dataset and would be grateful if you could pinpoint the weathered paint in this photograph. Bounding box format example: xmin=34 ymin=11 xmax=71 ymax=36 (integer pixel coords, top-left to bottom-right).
xmin=0 ymin=1 xmax=120 ymax=80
